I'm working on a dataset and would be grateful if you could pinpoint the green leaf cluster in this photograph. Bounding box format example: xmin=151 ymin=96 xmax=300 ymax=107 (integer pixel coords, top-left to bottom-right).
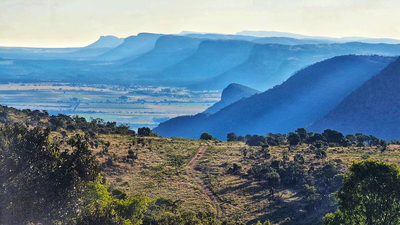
xmin=323 ymin=160 xmax=400 ymax=225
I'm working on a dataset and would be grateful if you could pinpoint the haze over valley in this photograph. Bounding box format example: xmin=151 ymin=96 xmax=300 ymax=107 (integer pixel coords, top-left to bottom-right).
xmin=4 ymin=0 xmax=400 ymax=223
xmin=3 ymin=31 xmax=400 ymax=138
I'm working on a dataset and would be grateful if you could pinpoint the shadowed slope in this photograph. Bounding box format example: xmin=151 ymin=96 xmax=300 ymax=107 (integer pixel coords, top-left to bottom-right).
xmin=204 ymin=83 xmax=260 ymax=114
xmin=310 ymin=57 xmax=400 ymax=140
xmin=156 ymin=40 xmax=255 ymax=85
xmin=154 ymin=55 xmax=395 ymax=139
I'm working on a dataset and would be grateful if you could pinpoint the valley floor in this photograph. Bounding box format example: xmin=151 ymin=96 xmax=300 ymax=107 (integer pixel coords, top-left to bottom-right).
xmin=0 ymin=82 xmax=220 ymax=129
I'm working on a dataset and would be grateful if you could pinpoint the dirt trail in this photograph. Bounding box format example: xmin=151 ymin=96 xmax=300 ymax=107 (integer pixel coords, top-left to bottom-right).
xmin=186 ymin=145 xmax=223 ymax=218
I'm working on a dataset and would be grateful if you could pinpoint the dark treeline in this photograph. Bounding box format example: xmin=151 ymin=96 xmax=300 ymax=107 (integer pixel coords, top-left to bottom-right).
xmin=0 ymin=104 xmax=162 ymax=138
xmin=226 ymin=128 xmax=393 ymax=150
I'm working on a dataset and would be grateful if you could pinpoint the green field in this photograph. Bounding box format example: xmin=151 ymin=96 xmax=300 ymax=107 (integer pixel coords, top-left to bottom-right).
xmin=0 ymin=82 xmax=220 ymax=129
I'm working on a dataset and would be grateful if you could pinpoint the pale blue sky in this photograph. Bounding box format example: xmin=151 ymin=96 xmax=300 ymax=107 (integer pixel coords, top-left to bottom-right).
xmin=1 ymin=0 xmax=399 ymax=47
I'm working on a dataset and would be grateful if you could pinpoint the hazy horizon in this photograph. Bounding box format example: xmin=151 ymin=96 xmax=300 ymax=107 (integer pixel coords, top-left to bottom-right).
xmin=1 ymin=0 xmax=400 ymax=48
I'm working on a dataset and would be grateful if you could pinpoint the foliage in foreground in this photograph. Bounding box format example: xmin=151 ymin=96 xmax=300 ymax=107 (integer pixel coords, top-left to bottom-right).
xmin=0 ymin=123 xmax=100 ymax=224
xmin=323 ymin=160 xmax=400 ymax=225
xmin=0 ymin=122 xmax=249 ymax=224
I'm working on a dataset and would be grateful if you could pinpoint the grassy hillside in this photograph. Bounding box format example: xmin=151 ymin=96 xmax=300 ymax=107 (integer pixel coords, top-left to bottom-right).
xmin=93 ymin=134 xmax=400 ymax=224
xmin=2 ymin=105 xmax=400 ymax=224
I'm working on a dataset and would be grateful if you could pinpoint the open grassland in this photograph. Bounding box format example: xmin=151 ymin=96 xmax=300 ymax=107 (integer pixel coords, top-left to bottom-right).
xmin=0 ymin=82 xmax=220 ymax=129
xmin=57 ymin=132 xmax=400 ymax=224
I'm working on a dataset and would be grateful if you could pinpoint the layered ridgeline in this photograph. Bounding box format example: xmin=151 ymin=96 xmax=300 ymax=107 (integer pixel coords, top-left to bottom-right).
xmin=0 ymin=35 xmax=124 ymax=60
xmin=190 ymin=42 xmax=400 ymax=91
xmin=181 ymin=32 xmax=331 ymax=45
xmin=236 ymin=30 xmax=400 ymax=44
xmin=122 ymin=35 xmax=203 ymax=75
xmin=68 ymin=35 xmax=126 ymax=59
xmin=310 ymin=57 xmax=400 ymax=140
xmin=155 ymin=40 xmax=255 ymax=86
xmin=3 ymin=33 xmax=400 ymax=90
xmin=154 ymin=55 xmax=395 ymax=139
xmin=95 ymin=33 xmax=163 ymax=61
xmin=204 ymin=83 xmax=260 ymax=114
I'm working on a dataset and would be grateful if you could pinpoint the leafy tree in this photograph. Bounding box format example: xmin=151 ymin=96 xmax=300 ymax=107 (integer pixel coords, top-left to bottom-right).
xmin=76 ymin=176 xmax=149 ymax=225
xmin=294 ymin=153 xmax=305 ymax=164
xmin=288 ymin=132 xmax=301 ymax=146
xmin=315 ymin=149 xmax=327 ymax=159
xmin=295 ymin=128 xmax=308 ymax=142
xmin=227 ymin=132 xmax=238 ymax=142
xmin=380 ymin=139 xmax=388 ymax=152
xmin=248 ymin=164 xmax=267 ymax=181
xmin=323 ymin=160 xmax=400 ymax=225
xmin=368 ymin=135 xmax=380 ymax=146
xmin=138 ymin=127 xmax=152 ymax=136
xmin=323 ymin=129 xmax=346 ymax=145
xmin=345 ymin=134 xmax=357 ymax=143
xmin=0 ymin=123 xmax=100 ymax=224
xmin=355 ymin=133 xmax=369 ymax=144
xmin=308 ymin=133 xmax=327 ymax=144
xmin=237 ymin=135 xmax=246 ymax=142
xmin=271 ymin=160 xmax=281 ymax=170
xmin=265 ymin=170 xmax=281 ymax=188
xmin=246 ymin=134 xmax=266 ymax=146
xmin=200 ymin=132 xmax=213 ymax=140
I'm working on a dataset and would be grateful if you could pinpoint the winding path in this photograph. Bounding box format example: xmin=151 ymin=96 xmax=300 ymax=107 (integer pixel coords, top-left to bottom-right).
xmin=186 ymin=145 xmax=223 ymax=218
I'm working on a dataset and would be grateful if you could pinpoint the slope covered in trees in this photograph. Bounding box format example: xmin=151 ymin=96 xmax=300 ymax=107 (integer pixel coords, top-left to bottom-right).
xmin=154 ymin=55 xmax=395 ymax=139
xmin=310 ymin=56 xmax=400 ymax=140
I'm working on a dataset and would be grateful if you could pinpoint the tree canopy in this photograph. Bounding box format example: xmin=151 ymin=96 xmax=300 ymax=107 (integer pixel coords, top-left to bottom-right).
xmin=323 ymin=160 xmax=400 ymax=225
xmin=200 ymin=132 xmax=213 ymax=140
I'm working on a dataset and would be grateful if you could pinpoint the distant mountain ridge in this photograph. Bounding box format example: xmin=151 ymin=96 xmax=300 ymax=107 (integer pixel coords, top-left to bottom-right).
xmin=155 ymin=40 xmax=255 ymax=84
xmin=95 ymin=33 xmax=163 ymax=61
xmin=310 ymin=56 xmax=400 ymax=140
xmin=154 ymin=55 xmax=395 ymax=139
xmin=83 ymin=35 xmax=124 ymax=49
xmin=204 ymin=83 xmax=260 ymax=114
xmin=122 ymin=35 xmax=203 ymax=74
xmin=236 ymin=30 xmax=400 ymax=44
xmin=190 ymin=42 xmax=400 ymax=91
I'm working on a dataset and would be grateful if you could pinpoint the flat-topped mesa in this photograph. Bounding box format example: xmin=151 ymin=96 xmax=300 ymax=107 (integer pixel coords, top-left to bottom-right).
xmin=96 ymin=33 xmax=163 ymax=61
xmin=84 ymin=35 xmax=124 ymax=49
xmin=154 ymin=35 xmax=203 ymax=51
xmin=122 ymin=35 xmax=202 ymax=73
